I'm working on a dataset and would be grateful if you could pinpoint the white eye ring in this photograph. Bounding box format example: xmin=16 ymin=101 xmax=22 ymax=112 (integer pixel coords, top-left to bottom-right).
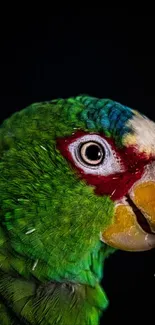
xmin=68 ymin=134 xmax=124 ymax=176
xmin=78 ymin=141 xmax=105 ymax=166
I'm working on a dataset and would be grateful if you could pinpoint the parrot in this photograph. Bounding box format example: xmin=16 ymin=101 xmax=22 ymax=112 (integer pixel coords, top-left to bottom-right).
xmin=0 ymin=94 xmax=155 ymax=325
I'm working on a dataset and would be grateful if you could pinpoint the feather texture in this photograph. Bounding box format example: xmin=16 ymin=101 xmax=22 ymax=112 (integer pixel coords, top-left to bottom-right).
xmin=0 ymin=95 xmax=152 ymax=324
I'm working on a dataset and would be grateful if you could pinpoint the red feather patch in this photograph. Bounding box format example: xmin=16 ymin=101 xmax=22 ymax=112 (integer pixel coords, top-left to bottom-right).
xmin=56 ymin=131 xmax=152 ymax=201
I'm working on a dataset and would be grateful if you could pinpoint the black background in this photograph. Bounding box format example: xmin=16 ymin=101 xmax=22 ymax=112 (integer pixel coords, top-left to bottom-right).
xmin=0 ymin=10 xmax=154 ymax=324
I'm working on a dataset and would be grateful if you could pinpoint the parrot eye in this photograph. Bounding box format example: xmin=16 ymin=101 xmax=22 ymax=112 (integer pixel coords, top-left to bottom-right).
xmin=68 ymin=134 xmax=124 ymax=176
xmin=78 ymin=141 xmax=105 ymax=166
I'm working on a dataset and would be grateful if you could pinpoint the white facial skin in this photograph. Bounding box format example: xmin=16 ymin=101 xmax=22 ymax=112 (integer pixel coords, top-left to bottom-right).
xmin=68 ymin=134 xmax=124 ymax=176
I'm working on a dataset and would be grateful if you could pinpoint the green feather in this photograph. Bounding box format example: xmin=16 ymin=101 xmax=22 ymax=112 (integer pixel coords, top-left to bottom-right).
xmin=0 ymin=96 xmax=117 ymax=324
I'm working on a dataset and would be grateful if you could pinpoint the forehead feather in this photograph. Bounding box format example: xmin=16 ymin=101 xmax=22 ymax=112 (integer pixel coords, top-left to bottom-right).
xmin=77 ymin=96 xmax=134 ymax=145
xmin=122 ymin=112 xmax=155 ymax=155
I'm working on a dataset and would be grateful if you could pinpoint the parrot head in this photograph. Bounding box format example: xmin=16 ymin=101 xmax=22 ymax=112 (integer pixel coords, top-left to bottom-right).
xmin=0 ymin=95 xmax=155 ymax=286
xmin=56 ymin=96 xmax=155 ymax=253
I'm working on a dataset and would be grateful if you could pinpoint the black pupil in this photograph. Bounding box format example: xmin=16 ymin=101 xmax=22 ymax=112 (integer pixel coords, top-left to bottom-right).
xmin=85 ymin=144 xmax=102 ymax=161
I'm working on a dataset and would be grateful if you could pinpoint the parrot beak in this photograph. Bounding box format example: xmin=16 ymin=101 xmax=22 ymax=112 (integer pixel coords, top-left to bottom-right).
xmin=101 ymin=166 xmax=155 ymax=251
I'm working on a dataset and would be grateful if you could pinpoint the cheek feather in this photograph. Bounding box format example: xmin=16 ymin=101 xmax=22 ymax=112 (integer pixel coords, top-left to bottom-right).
xmin=93 ymin=170 xmax=144 ymax=200
xmin=56 ymin=131 xmax=152 ymax=201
